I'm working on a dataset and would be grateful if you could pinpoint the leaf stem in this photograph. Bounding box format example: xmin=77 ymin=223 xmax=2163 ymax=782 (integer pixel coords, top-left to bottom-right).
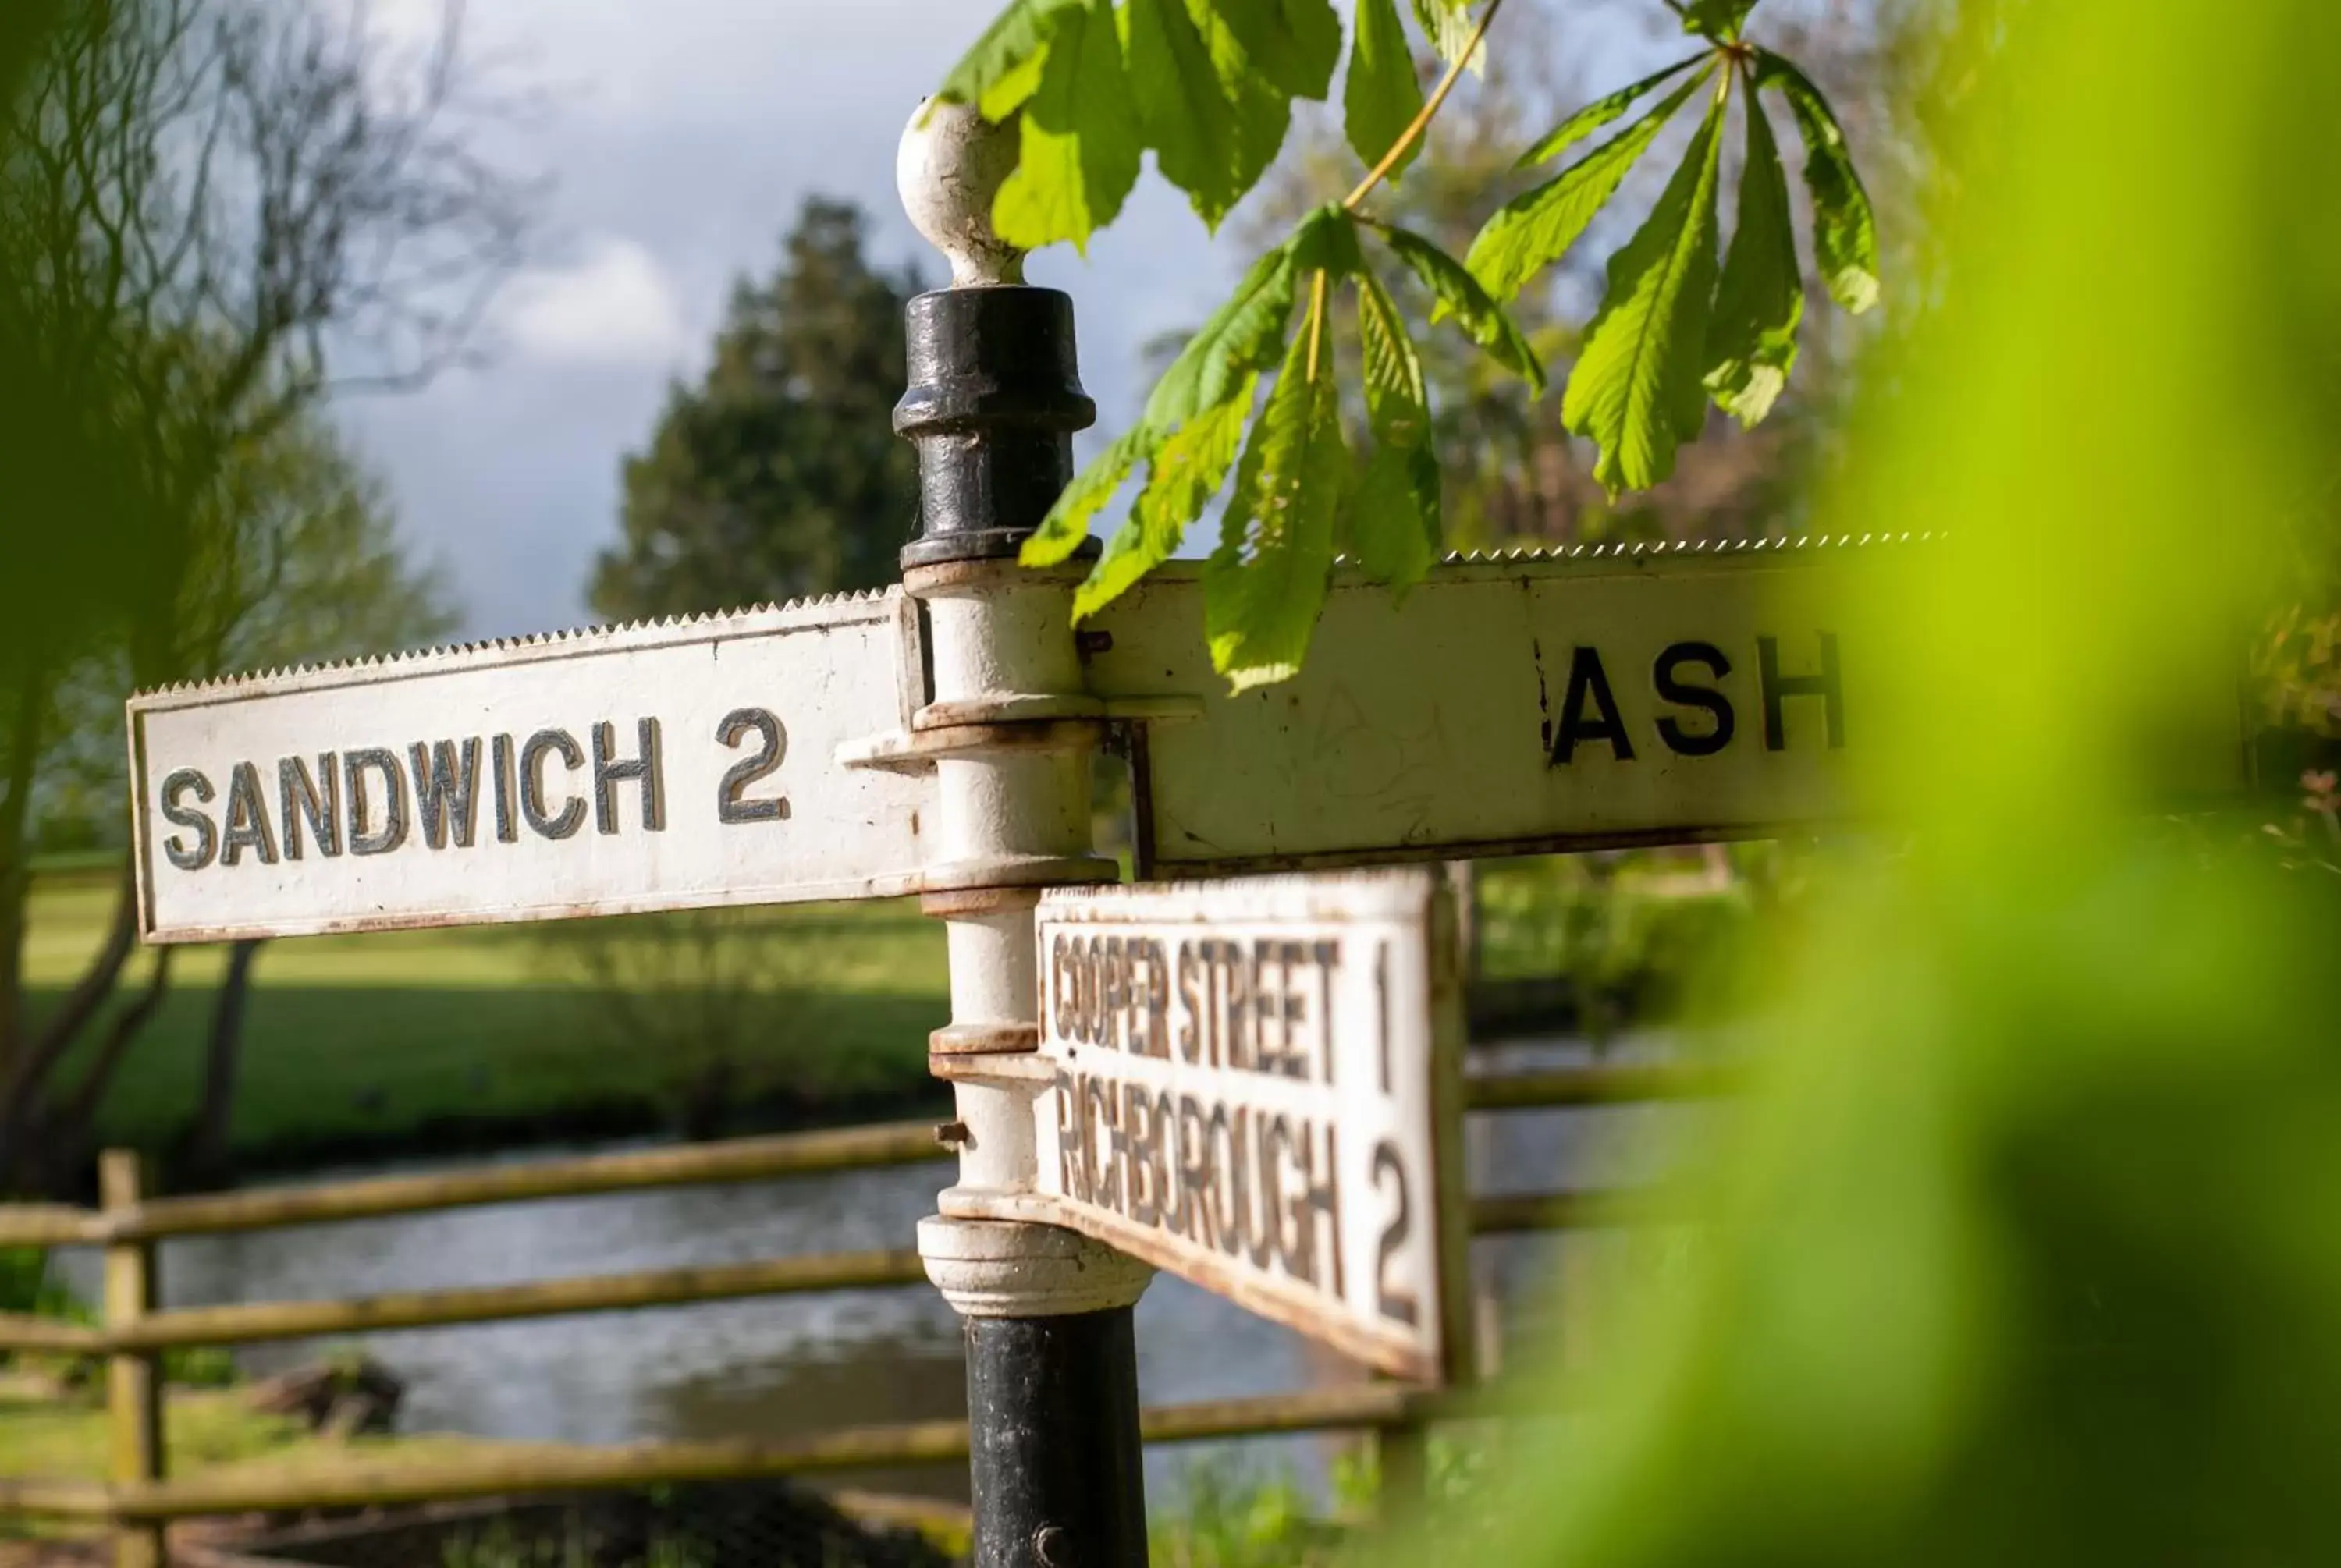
xmin=1342 ymin=0 xmax=1507 ymax=212
xmin=1305 ymin=268 xmax=1330 ymax=380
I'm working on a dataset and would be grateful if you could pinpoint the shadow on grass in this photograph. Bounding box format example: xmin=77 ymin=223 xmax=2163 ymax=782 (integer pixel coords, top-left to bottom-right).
xmin=38 ymin=983 xmax=950 ymax=1180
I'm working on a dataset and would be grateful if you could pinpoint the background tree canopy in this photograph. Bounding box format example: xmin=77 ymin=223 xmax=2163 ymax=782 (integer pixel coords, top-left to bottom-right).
xmin=590 ymin=197 xmax=928 ymax=621
xmin=0 ymin=0 xmax=525 ymax=1191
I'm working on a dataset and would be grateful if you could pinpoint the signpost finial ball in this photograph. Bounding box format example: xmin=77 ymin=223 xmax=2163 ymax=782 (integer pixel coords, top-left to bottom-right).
xmin=900 ymin=99 xmax=1025 ymax=289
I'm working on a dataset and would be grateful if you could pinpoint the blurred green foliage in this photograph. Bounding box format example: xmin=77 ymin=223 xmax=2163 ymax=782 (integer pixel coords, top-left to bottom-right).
xmin=1475 ymin=850 xmax=1760 ymax=1028
xmin=0 ymin=1243 xmax=233 ymax=1385
xmin=1413 ymin=2 xmax=2341 ymax=1564
xmin=0 ymin=0 xmax=521 ymax=1190
xmin=1149 ymin=1456 xmax=1345 ymax=1568
xmin=0 ymin=1242 xmax=73 ymax=1318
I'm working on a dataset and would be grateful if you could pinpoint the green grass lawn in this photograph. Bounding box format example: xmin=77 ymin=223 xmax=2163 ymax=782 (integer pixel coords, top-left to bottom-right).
xmin=24 ymin=869 xmax=950 ymax=1169
xmin=0 ymin=1375 xmax=304 ymax=1483
xmin=0 ymin=1375 xmax=610 ymax=1548
xmin=20 ymin=847 xmax=1745 ymax=1172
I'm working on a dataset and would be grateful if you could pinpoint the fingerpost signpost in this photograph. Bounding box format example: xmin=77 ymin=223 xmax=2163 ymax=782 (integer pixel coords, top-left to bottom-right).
xmin=121 ymin=106 xmax=2250 ymax=1568
xmin=1015 ymin=873 xmax=1475 ymax=1385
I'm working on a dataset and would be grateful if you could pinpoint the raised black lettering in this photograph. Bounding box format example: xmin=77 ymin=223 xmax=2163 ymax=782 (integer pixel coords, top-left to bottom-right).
xmin=1107 ymin=1083 xmax=1135 ymax=1214
xmin=1654 ymin=640 xmax=1736 ymax=757
xmin=716 ymin=708 xmax=787 ymax=824
xmin=1201 ymin=942 xmax=1231 ymax=1068
xmin=1275 ymin=942 xmax=1308 ymax=1078
xmin=1074 ymin=938 xmax=1099 ymax=1045
xmin=218 ymin=761 xmax=278 ymax=867
xmin=1142 ymin=940 xmax=1171 ymax=1058
xmin=1126 ymin=1087 xmax=1157 ymax=1228
xmin=1245 ymin=1109 xmax=1280 ymax=1272
xmin=1375 ymin=942 xmax=1393 ymax=1094
xmin=1212 ymin=1104 xmax=1247 ymax=1259
xmin=1052 ymin=935 xmax=1077 ymax=1041
xmin=1178 ymin=1095 xmax=1213 ymax=1248
xmin=520 ymin=729 xmax=585 ymax=840
xmin=1176 ymin=942 xmax=1204 ymax=1063
xmin=1152 ymin=1090 xmax=1181 ymax=1237
xmin=410 ymin=739 xmax=482 ymax=850
xmin=159 ymin=768 xmax=217 ymax=871
xmin=1372 ymin=1140 xmax=1419 ymax=1326
xmin=1282 ymin=1117 xmax=1340 ymax=1290
xmin=1267 ymin=1116 xmax=1313 ymax=1284
xmin=1085 ymin=1076 xmax=1117 ymax=1211
xmin=1312 ymin=941 xmax=1340 ymax=1086
xmin=343 ymin=749 xmax=409 ymax=857
xmin=1055 ymin=1071 xmax=1082 ymax=1201
xmin=1101 ymin=937 xmax=1126 ymax=1051
xmin=593 ymin=718 xmax=665 ymax=835
xmin=492 ymin=734 xmax=519 ymax=843
xmin=1225 ymin=945 xmax=1256 ymax=1073
xmin=1758 ymin=633 xmax=1845 ymax=750
xmin=279 ymin=755 xmax=339 ymax=860
xmin=1551 ymin=644 xmax=1636 ymax=764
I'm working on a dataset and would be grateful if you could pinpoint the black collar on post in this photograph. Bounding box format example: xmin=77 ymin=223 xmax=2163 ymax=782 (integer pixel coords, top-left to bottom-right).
xmin=895 ymin=285 xmax=1096 ymax=572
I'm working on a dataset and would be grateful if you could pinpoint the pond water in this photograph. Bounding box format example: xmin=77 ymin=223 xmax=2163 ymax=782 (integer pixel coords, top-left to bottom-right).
xmin=55 ymin=1035 xmax=1702 ymax=1505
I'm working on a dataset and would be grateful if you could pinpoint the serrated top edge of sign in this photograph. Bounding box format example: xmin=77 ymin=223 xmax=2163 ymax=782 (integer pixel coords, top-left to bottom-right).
xmin=126 ymin=584 xmax=900 ymax=704
xmin=1421 ymin=530 xmax=1944 ymax=567
xmin=1038 ymin=867 xmax=1444 ymax=924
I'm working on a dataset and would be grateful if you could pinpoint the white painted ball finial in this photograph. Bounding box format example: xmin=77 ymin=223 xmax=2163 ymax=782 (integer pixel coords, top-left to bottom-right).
xmin=899 ymin=98 xmax=1025 ymax=288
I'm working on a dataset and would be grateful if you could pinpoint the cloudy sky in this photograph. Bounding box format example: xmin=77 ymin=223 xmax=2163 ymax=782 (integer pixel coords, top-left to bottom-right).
xmin=343 ymin=0 xmax=1258 ymax=641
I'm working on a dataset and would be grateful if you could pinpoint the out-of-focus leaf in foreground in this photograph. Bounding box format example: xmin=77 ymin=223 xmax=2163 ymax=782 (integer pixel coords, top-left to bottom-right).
xmin=1451 ymin=2 xmax=2341 ymax=1564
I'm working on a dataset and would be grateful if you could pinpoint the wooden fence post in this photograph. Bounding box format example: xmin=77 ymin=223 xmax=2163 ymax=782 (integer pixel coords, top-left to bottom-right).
xmin=1447 ymin=860 xmax=1480 ymax=988
xmin=1373 ymin=1416 xmax=1427 ymax=1523
xmin=100 ymin=1150 xmax=165 ymax=1568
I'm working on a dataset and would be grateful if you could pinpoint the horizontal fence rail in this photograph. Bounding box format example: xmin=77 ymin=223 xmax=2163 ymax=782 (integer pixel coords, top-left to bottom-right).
xmin=1461 ymin=1060 xmax=1736 ymax=1111
xmin=1469 ymin=1189 xmax=1664 ymax=1234
xmin=0 ymin=1201 xmax=111 ymax=1247
xmin=0 ymin=1059 xmax=1721 ymax=1555
xmin=0 ymin=1065 xmax=1731 ymax=1357
xmin=109 ymin=1251 xmax=932 ymax=1351
xmin=0 ymin=1307 xmax=103 ymax=1351
xmin=0 ymin=1477 xmax=117 ymax=1520
xmin=83 ymin=1386 xmax=1488 ymax=1522
xmin=0 ymin=1191 xmax=1647 ymax=1356
xmin=3 ymin=1064 xmax=1724 ymax=1252
xmin=110 ymin=1121 xmax=953 ymax=1241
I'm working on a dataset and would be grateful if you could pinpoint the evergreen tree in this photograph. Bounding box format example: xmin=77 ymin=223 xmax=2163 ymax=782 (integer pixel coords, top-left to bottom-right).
xmin=591 ymin=198 xmax=926 ymax=619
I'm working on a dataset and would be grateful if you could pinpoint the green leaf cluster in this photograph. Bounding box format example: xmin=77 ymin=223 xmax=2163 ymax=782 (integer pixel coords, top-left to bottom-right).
xmin=1467 ymin=23 xmax=1879 ymax=492
xmin=938 ymin=0 xmax=1883 ymax=686
xmin=939 ymin=0 xmax=1499 ymax=247
xmin=1022 ymin=200 xmax=1540 ymax=687
xmin=938 ymin=0 xmax=1339 ymax=245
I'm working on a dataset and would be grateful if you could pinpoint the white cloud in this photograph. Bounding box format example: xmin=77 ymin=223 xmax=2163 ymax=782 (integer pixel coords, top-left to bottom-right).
xmin=503 ymin=238 xmax=691 ymax=368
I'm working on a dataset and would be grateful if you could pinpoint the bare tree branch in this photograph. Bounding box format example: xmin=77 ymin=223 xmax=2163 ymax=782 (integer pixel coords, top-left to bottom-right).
xmin=0 ymin=0 xmax=537 ymax=1188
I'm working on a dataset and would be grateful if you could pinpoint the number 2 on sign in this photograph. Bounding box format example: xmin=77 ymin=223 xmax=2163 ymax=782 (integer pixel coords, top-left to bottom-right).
xmin=716 ymin=708 xmax=789 ymax=824
xmin=1372 ymin=1140 xmax=1419 ymax=1328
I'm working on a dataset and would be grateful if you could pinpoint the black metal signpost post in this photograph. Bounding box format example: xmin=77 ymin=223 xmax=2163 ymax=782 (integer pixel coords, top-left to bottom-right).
xmin=894 ymin=104 xmax=1151 ymax=1568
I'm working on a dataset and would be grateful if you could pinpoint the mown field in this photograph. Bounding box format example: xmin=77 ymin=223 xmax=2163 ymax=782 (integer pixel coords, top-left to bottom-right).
xmin=0 ymin=1372 xmax=506 ymax=1489
xmin=20 ymin=846 xmax=1753 ymax=1173
xmin=24 ymin=867 xmax=952 ymax=1170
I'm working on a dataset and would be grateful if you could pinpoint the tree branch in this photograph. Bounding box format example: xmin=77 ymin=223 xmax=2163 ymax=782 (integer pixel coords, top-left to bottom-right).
xmin=56 ymin=945 xmax=175 ymax=1139
xmin=0 ymin=865 xmax=137 ymax=1160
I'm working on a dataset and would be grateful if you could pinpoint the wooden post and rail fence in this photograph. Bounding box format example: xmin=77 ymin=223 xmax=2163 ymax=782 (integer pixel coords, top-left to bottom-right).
xmin=0 ymin=1059 xmax=1730 ymax=1562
